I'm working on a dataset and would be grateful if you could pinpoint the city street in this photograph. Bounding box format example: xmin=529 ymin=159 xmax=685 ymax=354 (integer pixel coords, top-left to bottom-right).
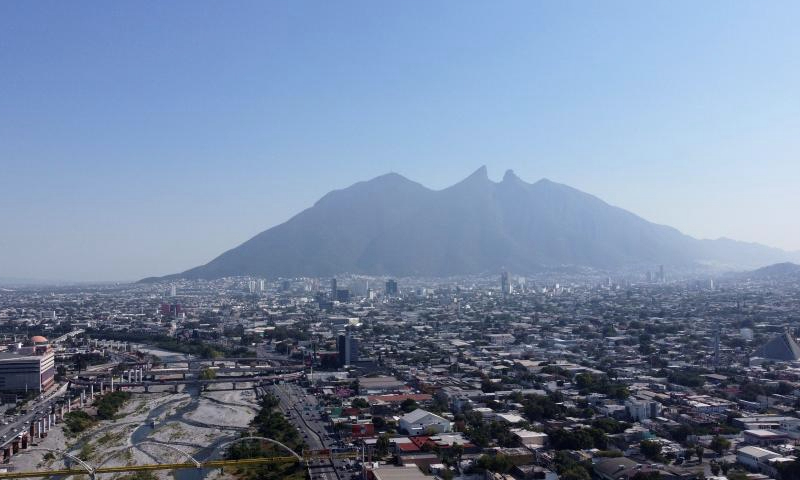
xmin=269 ymin=383 xmax=356 ymax=480
xmin=0 ymin=383 xmax=68 ymax=448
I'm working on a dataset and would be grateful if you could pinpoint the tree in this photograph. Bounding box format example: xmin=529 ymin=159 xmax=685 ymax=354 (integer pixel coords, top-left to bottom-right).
xmin=548 ymin=428 xmax=596 ymax=450
xmin=400 ymin=398 xmax=418 ymax=413
xmin=726 ymin=471 xmax=748 ymax=480
xmin=709 ymin=462 xmax=720 ymax=476
xmin=441 ymin=443 xmax=464 ymax=473
xmin=349 ymin=379 xmax=360 ymax=394
xmin=351 ymin=397 xmax=369 ymax=409
xmin=450 ymin=444 xmax=464 ymax=469
xmin=522 ymin=394 xmax=564 ymax=421
xmin=695 ymin=445 xmax=704 ymax=463
xmin=553 ymin=452 xmax=591 ymax=480
xmin=372 ymin=416 xmax=386 ymax=430
xmin=640 ymin=440 xmax=662 ymax=460
xmin=95 ymin=391 xmax=132 ymax=420
xmin=476 ymin=454 xmax=512 ymax=474
xmin=709 ymin=436 xmax=730 ymax=454
xmin=199 ymin=367 xmax=216 ymax=380
xmin=561 ymin=467 xmax=591 ymax=480
xmin=376 ymin=433 xmax=391 ymax=458
xmin=776 ymin=459 xmax=800 ymax=479
xmin=631 ymin=472 xmax=662 ymax=480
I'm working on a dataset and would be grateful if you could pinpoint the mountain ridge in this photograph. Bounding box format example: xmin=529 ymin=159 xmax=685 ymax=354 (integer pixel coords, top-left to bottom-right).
xmin=740 ymin=262 xmax=800 ymax=280
xmin=143 ymin=168 xmax=799 ymax=281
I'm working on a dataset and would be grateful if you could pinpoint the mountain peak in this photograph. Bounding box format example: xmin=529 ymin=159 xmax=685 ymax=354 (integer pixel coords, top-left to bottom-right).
xmin=448 ymin=165 xmax=491 ymax=190
xmin=147 ymin=168 xmax=800 ymax=281
xmin=502 ymin=169 xmax=521 ymax=183
xmin=369 ymin=171 xmax=413 ymax=185
xmin=469 ymin=165 xmax=489 ymax=180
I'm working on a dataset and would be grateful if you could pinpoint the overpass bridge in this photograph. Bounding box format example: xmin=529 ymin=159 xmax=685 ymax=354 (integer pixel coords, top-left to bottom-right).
xmin=70 ymin=371 xmax=304 ymax=392
xmin=51 ymin=330 xmax=85 ymax=344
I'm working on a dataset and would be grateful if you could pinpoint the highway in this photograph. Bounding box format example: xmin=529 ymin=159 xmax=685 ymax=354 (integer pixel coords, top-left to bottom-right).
xmin=0 ymin=383 xmax=68 ymax=449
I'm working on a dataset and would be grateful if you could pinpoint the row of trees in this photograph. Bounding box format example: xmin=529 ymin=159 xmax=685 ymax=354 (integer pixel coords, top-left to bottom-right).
xmin=62 ymin=391 xmax=133 ymax=435
xmin=226 ymin=395 xmax=306 ymax=480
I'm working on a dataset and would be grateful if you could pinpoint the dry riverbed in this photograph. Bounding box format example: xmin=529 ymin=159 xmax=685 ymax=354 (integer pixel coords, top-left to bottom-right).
xmin=8 ymin=385 xmax=259 ymax=480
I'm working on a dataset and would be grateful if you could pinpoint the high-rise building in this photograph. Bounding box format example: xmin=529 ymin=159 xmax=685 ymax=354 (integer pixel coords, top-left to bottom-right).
xmin=713 ymin=320 xmax=721 ymax=369
xmin=331 ymin=278 xmax=338 ymax=298
xmin=385 ymin=279 xmax=398 ymax=296
xmin=258 ymin=279 xmax=266 ymax=292
xmin=349 ymin=279 xmax=370 ymax=297
xmin=500 ymin=271 xmax=511 ymax=295
xmin=337 ymin=333 xmax=359 ymax=367
xmin=658 ymin=265 xmax=665 ymax=283
xmin=336 ymin=289 xmax=351 ymax=302
xmin=160 ymin=304 xmax=182 ymax=316
xmin=170 ymin=284 xmax=177 ymax=297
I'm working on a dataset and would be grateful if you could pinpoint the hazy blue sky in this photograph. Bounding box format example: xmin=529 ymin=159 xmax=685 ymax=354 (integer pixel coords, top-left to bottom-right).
xmin=1 ymin=1 xmax=799 ymax=281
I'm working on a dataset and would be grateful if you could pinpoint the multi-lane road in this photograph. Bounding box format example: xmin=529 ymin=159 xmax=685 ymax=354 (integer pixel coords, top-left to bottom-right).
xmin=0 ymin=383 xmax=68 ymax=448
xmin=269 ymin=383 xmax=358 ymax=480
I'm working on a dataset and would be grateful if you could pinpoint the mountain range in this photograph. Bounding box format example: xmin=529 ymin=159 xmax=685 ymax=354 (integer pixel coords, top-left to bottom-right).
xmin=739 ymin=262 xmax=800 ymax=281
xmin=145 ymin=167 xmax=799 ymax=280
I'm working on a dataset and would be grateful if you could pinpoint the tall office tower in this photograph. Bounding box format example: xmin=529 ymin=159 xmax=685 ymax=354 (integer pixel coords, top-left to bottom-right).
xmin=336 ymin=289 xmax=351 ymax=302
xmin=385 ymin=279 xmax=398 ymax=296
xmin=331 ymin=278 xmax=338 ymax=298
xmin=659 ymin=265 xmax=665 ymax=283
xmin=500 ymin=271 xmax=511 ymax=295
xmin=337 ymin=332 xmax=359 ymax=367
xmin=713 ymin=319 xmax=721 ymax=369
xmin=258 ymin=279 xmax=266 ymax=292
xmin=170 ymin=284 xmax=177 ymax=297
xmin=248 ymin=280 xmax=256 ymax=293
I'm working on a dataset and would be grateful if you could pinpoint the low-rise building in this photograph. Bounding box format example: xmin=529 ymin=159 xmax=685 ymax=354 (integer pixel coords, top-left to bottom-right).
xmin=736 ymin=445 xmax=781 ymax=471
xmin=0 ymin=338 xmax=55 ymax=392
xmin=399 ymin=409 xmax=452 ymax=435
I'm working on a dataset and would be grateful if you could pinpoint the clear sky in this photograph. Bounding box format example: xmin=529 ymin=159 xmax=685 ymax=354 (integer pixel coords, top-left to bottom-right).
xmin=1 ymin=1 xmax=798 ymax=282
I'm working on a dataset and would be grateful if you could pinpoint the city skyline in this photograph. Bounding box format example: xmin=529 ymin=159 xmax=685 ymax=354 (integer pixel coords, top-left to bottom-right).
xmin=2 ymin=1 xmax=799 ymax=281
xmin=4 ymin=4 xmax=800 ymax=480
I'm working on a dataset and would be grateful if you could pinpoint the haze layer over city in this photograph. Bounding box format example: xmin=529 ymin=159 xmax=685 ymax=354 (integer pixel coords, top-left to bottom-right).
xmin=1 ymin=3 xmax=800 ymax=480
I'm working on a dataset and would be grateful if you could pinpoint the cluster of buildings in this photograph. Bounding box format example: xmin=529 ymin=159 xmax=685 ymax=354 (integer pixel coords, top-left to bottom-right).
xmin=2 ymin=268 xmax=800 ymax=479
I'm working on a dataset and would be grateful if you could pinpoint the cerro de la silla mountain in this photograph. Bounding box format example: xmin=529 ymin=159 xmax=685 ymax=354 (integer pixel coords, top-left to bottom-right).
xmin=146 ymin=167 xmax=799 ymax=280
